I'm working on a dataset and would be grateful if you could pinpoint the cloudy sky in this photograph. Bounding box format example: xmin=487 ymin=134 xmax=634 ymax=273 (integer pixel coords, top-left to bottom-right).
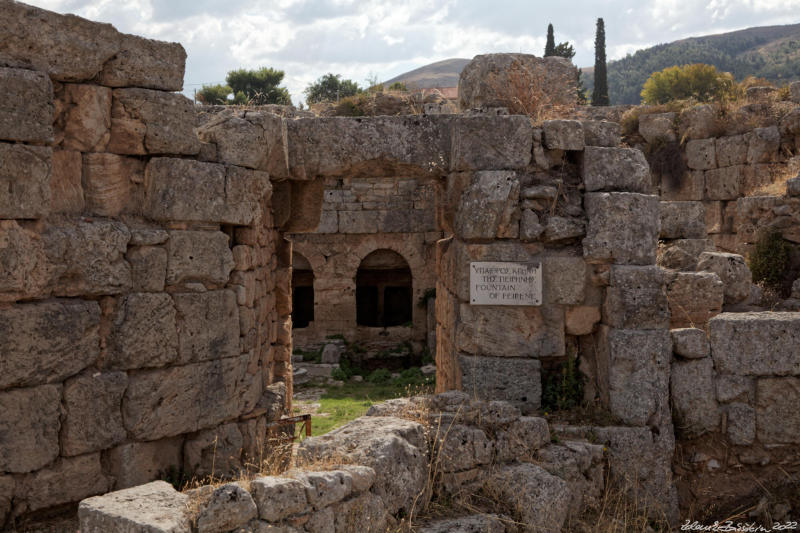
xmin=23 ymin=0 xmax=800 ymax=104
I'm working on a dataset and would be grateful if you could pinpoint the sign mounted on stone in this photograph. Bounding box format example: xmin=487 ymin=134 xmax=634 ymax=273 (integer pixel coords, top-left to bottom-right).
xmin=469 ymin=261 xmax=542 ymax=306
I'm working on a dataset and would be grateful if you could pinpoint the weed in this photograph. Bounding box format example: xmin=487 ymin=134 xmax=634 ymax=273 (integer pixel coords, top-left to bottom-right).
xmin=749 ymin=230 xmax=791 ymax=294
xmin=541 ymin=353 xmax=584 ymax=412
xmin=367 ymin=369 xmax=392 ymax=384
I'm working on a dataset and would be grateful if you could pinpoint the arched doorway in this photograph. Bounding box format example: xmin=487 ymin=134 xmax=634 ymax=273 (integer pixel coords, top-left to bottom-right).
xmin=291 ymin=252 xmax=314 ymax=328
xmin=356 ymin=249 xmax=413 ymax=327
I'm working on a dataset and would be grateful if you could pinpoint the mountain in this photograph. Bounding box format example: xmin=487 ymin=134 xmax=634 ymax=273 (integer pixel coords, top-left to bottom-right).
xmin=581 ymin=23 xmax=800 ymax=105
xmin=384 ymin=58 xmax=470 ymax=89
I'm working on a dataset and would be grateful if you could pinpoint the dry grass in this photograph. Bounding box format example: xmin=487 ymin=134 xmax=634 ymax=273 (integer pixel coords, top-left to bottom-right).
xmin=748 ymin=164 xmax=797 ymax=197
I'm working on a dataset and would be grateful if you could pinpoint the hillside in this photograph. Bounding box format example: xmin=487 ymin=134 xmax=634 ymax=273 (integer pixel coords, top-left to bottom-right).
xmin=581 ymin=23 xmax=800 ymax=104
xmin=384 ymin=58 xmax=470 ymax=89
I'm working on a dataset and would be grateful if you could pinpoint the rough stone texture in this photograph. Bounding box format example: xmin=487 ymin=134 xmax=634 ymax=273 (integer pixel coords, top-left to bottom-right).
xmin=17 ymin=454 xmax=110 ymax=513
xmin=665 ymin=271 xmax=724 ymax=328
xmin=436 ymin=425 xmax=494 ymax=473
xmin=458 ymin=54 xmax=576 ymax=110
xmin=456 ymin=304 xmax=564 ymax=358
xmin=166 ymin=231 xmax=234 ymax=286
xmin=122 ymin=354 xmax=259 ymax=440
xmin=657 ymin=238 xmax=715 ymax=271
xmin=671 ymin=358 xmax=719 ymax=438
xmin=184 ymin=423 xmax=243 ymax=477
xmin=454 ymin=171 xmax=519 ymax=240
xmin=50 ymin=150 xmax=84 ymax=214
xmin=195 ymin=484 xmax=257 ymax=533
xmin=671 ymin=328 xmax=709 ymax=359
xmin=42 ymin=218 xmax=132 ymax=296
xmin=82 ymin=153 xmax=142 ymax=216
xmin=542 ymin=216 xmax=585 ymax=242
xmin=145 ymin=158 xmax=270 ymax=225
xmin=485 ymin=463 xmax=570 ymax=533
xmin=450 ymin=115 xmax=533 ymax=172
xmin=716 ymin=134 xmax=748 ymax=167
xmin=0 ymin=67 xmax=53 ymax=143
xmin=0 ymin=221 xmax=48 ymax=302
xmin=582 ymin=146 xmax=650 ymax=193
xmin=0 ymin=384 xmax=61 ymax=473
xmin=104 ymin=437 xmax=184 ymax=490
xmin=597 ymin=327 xmax=671 ymax=427
xmin=704 ymin=166 xmax=743 ymax=200
xmin=250 ymin=477 xmax=310 ymax=522
xmin=715 ymin=374 xmax=755 ymax=404
xmin=112 ymin=88 xmax=199 ymax=155
xmin=128 ymin=246 xmax=167 ymax=292
xmin=58 ymin=83 xmax=111 ymax=152
xmin=747 ymin=126 xmax=780 ymax=164
xmin=101 ymin=34 xmax=186 ymax=91
xmin=542 ymin=120 xmax=584 ymax=151
xmin=660 ymin=202 xmax=706 ymax=239
xmin=173 ymin=290 xmax=240 ymax=364
xmin=565 ymin=306 xmax=601 ymax=336
xmin=726 ymin=402 xmax=756 ymax=446
xmin=61 ymin=371 xmax=128 ymax=456
xmin=583 ymin=193 xmax=660 ymax=265
xmin=298 ymin=416 xmax=427 ymax=516
xmin=79 ymin=481 xmax=190 ymax=533
xmin=107 ymin=293 xmax=178 ymax=370
xmin=756 ymin=377 xmax=800 ymax=444
xmin=419 ymin=514 xmax=506 ymax=533
xmin=661 ymin=170 xmax=704 ymax=201
xmin=582 ymin=120 xmax=620 ymax=147
xmin=685 ymin=139 xmax=716 ymax=170
xmin=696 ymin=252 xmax=752 ymax=304
xmin=0 ymin=143 xmax=51 ymax=219
xmin=678 ymin=104 xmax=716 ymax=140
xmin=0 ymin=300 xmax=100 ymax=389
xmin=709 ymin=313 xmax=800 ymax=376
xmin=495 ymin=416 xmax=550 ymax=463
xmin=459 ymin=355 xmax=542 ymax=413
xmin=788 ymin=176 xmax=800 ymax=197
xmin=602 ymin=265 xmax=669 ymax=330
xmin=0 ymin=476 xmax=13 ymax=528
xmin=638 ymin=112 xmax=676 ymax=144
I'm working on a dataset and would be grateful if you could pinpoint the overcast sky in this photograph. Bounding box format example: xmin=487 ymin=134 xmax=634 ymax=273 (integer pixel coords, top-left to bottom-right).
xmin=23 ymin=0 xmax=800 ymax=104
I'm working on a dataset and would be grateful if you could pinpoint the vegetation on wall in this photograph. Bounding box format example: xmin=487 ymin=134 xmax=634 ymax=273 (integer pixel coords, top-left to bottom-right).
xmin=197 ymin=67 xmax=292 ymax=105
xmin=749 ymin=230 xmax=793 ymax=294
xmin=641 ymin=63 xmax=738 ymax=104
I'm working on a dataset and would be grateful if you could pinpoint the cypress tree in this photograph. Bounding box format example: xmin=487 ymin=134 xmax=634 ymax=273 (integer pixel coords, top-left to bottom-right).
xmin=544 ymin=24 xmax=556 ymax=57
xmin=592 ymin=18 xmax=609 ymax=106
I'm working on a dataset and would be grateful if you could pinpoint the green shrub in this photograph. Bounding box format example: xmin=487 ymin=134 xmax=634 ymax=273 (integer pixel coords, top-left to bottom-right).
xmin=367 ymin=369 xmax=392 ymax=384
xmin=641 ymin=64 xmax=737 ymax=105
xmin=541 ymin=355 xmax=584 ymax=412
xmin=749 ymin=230 xmax=791 ymax=291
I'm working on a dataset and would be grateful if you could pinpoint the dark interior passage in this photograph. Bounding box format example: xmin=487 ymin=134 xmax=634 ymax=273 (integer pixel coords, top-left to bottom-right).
xmin=356 ymin=249 xmax=412 ymax=327
xmin=292 ymin=252 xmax=314 ymax=328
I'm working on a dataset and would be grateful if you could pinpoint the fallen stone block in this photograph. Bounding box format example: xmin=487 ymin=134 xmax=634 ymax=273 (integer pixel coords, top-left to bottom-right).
xmin=79 ymin=481 xmax=189 ymax=533
xmin=485 ymin=463 xmax=570 ymax=532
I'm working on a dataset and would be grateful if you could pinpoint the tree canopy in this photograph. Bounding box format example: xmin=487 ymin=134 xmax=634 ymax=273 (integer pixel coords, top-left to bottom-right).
xmin=592 ymin=18 xmax=609 ymax=106
xmin=304 ymin=73 xmax=361 ymax=104
xmin=544 ymin=24 xmax=556 ymax=57
xmin=641 ymin=63 xmax=737 ymax=104
xmin=196 ymin=67 xmax=292 ymax=106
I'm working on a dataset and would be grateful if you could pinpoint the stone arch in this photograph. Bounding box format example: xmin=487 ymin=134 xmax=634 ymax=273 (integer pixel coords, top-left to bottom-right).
xmin=291 ymin=251 xmax=315 ymax=328
xmin=355 ymin=249 xmax=413 ymax=328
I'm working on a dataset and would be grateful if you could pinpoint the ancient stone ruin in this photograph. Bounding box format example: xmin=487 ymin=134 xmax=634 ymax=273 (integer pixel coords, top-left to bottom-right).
xmin=2 ymin=1 xmax=800 ymax=531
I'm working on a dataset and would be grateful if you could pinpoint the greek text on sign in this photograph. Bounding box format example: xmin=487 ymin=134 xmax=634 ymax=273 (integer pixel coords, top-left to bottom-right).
xmin=469 ymin=262 xmax=542 ymax=306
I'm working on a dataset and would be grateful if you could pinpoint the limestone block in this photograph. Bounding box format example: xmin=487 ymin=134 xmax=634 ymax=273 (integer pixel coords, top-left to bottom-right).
xmin=542 ymin=120 xmax=584 ymax=151
xmin=565 ymin=306 xmax=601 ymax=336
xmin=715 ymin=134 xmax=748 ymax=167
xmin=0 ymin=221 xmax=48 ymax=302
xmin=670 ymin=328 xmax=709 ymax=359
xmin=82 ymin=153 xmax=143 ymax=216
xmin=536 ymin=441 xmax=605 ymax=517
xmin=583 ymin=193 xmax=660 ymax=265
xmin=696 ymin=252 xmax=752 ymax=304
xmin=582 ymin=146 xmax=650 ymax=193
xmin=779 ymin=108 xmax=800 ymax=136
xmin=661 ymin=170 xmax=704 ymax=201
xmin=122 ymin=354 xmax=259 ymax=440
xmin=485 ymin=463 xmax=570 ymax=532
xmin=678 ymin=104 xmax=716 ymax=140
xmin=337 ymin=211 xmax=379 ymax=233
xmin=657 ymin=238 xmax=715 ymax=271
xmin=542 ymin=216 xmax=585 ymax=242
xmin=457 ymin=304 xmax=564 ymax=358
xmin=543 ymin=255 xmax=586 ymax=305
xmin=459 ymin=355 xmax=541 ymax=413
xmin=520 ymin=209 xmax=544 ymax=241
xmin=317 ymin=210 xmax=338 ymax=233
xmin=671 ymin=358 xmax=719 ymax=438
xmin=454 ymin=170 xmax=519 ymax=240
xmin=196 ymin=484 xmax=257 ymax=533
xmin=436 ymin=425 xmax=494 ymax=473
xmin=42 ymin=218 xmax=132 ymax=296
xmin=660 ymin=201 xmax=706 ymax=239
xmin=50 ymin=150 xmax=84 ymax=214
xmin=756 ymin=377 xmax=800 ymax=444
xmin=710 ymin=312 xmax=800 ymax=376
xmin=57 ymin=84 xmax=111 ymax=151
xmin=250 ymin=477 xmax=309 ymax=522
xmin=107 ymin=293 xmax=178 ymax=370
xmin=726 ymin=403 xmax=755 ymax=446
xmin=173 ymin=290 xmax=240 ymax=364
xmin=419 ymin=515 xmax=505 ymax=533
xmin=331 ymin=492 xmax=389 ymax=533
xmin=166 ymin=231 xmax=234 ymax=286
xmin=17 ymin=454 xmax=110 ymax=513
xmin=107 ymin=117 xmax=146 ymax=155
xmin=665 ymin=271 xmax=724 ymax=328
xmin=522 ymin=185 xmax=558 ymax=200
xmin=450 ymin=115 xmax=532 ymax=172
xmin=61 ymin=372 xmax=127 ymax=457
xmin=686 ymin=139 xmax=716 ymax=170
xmin=458 ymin=53 xmax=576 ymax=110
xmin=639 ymin=112 xmax=677 ymax=143
xmin=298 ymin=416 xmax=428 ymax=516
xmin=184 ymin=423 xmax=243 ymax=477
xmin=495 ymin=416 xmax=550 ymax=463
xmin=0 ymin=67 xmax=53 ymax=143
xmin=111 ymin=88 xmax=199 ymax=155
xmin=747 ymin=126 xmax=780 ymax=164
xmin=0 ymin=384 xmax=61 ymax=473
xmin=128 ymin=246 xmax=167 ymax=292
xmin=0 ymin=300 xmax=100 ymax=389
xmin=295 ymin=469 xmax=355 ymax=509
xmin=602 ymin=265 xmax=669 ymax=330
xmin=101 ymin=34 xmax=186 ymax=91
xmin=0 ymin=143 xmax=51 ymax=219
xmin=104 ymin=437 xmax=184 ymax=490
xmin=582 ymin=120 xmax=620 ymax=147
xmin=78 ymin=481 xmax=190 ymax=533
xmin=597 ymin=327 xmax=670 ymax=427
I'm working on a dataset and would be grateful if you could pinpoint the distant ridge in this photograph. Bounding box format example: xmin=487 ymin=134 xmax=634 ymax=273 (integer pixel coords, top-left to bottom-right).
xmin=384 ymin=58 xmax=470 ymax=89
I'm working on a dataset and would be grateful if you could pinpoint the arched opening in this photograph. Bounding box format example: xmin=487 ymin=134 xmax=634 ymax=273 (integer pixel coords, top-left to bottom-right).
xmin=356 ymin=249 xmax=412 ymax=327
xmin=291 ymin=252 xmax=314 ymax=328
